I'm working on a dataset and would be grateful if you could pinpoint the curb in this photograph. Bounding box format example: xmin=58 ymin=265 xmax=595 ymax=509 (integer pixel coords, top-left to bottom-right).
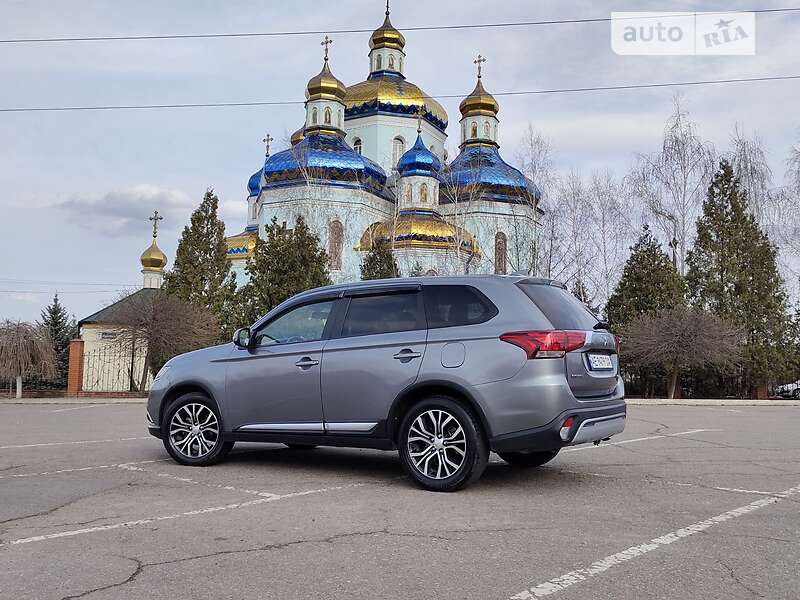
xmin=0 ymin=397 xmax=147 ymax=405
xmin=627 ymin=399 xmax=800 ymax=406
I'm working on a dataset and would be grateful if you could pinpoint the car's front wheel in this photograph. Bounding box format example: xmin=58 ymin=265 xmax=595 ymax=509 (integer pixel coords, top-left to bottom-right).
xmin=398 ymin=396 xmax=488 ymax=492
xmin=163 ymin=393 xmax=233 ymax=466
xmin=498 ymin=449 xmax=560 ymax=468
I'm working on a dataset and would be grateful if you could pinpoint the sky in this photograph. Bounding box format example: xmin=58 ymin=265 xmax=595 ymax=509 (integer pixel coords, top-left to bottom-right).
xmin=1 ymin=0 xmax=798 ymax=322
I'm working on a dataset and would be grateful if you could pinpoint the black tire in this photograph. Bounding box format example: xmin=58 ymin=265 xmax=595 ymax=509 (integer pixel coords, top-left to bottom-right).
xmin=398 ymin=396 xmax=489 ymax=492
xmin=162 ymin=392 xmax=233 ymax=466
xmin=284 ymin=444 xmax=317 ymax=450
xmin=498 ymin=449 xmax=560 ymax=468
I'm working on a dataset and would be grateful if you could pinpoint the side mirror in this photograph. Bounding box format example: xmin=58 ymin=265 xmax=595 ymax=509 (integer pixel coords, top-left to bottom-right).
xmin=232 ymin=327 xmax=252 ymax=349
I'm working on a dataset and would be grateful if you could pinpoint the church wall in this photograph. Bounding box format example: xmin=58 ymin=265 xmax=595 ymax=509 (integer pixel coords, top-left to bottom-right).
xmin=257 ymin=185 xmax=395 ymax=284
xmin=344 ymin=114 xmax=447 ymax=174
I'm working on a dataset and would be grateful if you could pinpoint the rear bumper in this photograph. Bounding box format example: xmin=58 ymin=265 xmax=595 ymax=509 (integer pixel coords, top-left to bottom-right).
xmin=489 ymin=401 xmax=626 ymax=453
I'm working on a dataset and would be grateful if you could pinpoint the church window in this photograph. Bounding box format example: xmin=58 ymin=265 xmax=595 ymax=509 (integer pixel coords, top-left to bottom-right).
xmin=311 ymin=107 xmax=318 ymax=125
xmin=329 ymin=220 xmax=344 ymax=270
xmin=404 ymin=185 xmax=412 ymax=205
xmin=392 ymin=137 xmax=405 ymax=167
xmin=338 ymin=110 xmax=342 ymax=128
xmin=353 ymin=138 xmax=362 ymax=154
xmin=324 ymin=107 xmax=331 ymax=125
xmin=388 ymin=54 xmax=395 ymax=69
xmin=494 ymin=232 xmax=508 ymax=275
xmin=376 ymin=54 xmax=382 ymax=70
xmin=399 ymin=57 xmax=403 ymax=72
xmin=420 ymin=183 xmax=429 ymax=203
xmin=484 ymin=122 xmax=490 ymax=138
xmin=471 ymin=122 xmax=478 ymax=138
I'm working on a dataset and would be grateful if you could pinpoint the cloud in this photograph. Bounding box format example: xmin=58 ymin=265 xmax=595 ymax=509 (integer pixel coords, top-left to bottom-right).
xmin=56 ymin=185 xmax=194 ymax=236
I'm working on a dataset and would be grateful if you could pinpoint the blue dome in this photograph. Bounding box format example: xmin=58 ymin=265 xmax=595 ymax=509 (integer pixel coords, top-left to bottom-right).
xmin=442 ymin=144 xmax=541 ymax=205
xmin=247 ymin=169 xmax=262 ymax=197
xmin=260 ymin=132 xmax=390 ymax=200
xmin=397 ymin=134 xmax=441 ymax=178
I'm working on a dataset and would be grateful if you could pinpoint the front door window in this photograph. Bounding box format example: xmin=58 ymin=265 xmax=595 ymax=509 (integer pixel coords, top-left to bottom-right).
xmin=255 ymin=301 xmax=334 ymax=346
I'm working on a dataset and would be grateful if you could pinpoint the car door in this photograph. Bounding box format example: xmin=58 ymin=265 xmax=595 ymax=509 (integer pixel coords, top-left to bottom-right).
xmin=224 ymin=298 xmax=337 ymax=432
xmin=321 ymin=287 xmax=427 ymax=433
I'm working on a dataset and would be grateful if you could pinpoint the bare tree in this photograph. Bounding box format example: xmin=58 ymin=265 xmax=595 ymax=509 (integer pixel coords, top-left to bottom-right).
xmin=0 ymin=321 xmax=57 ymax=398
xmin=628 ymin=96 xmax=716 ymax=274
xmin=114 ymin=291 xmax=218 ymax=392
xmin=622 ymin=308 xmax=741 ymax=399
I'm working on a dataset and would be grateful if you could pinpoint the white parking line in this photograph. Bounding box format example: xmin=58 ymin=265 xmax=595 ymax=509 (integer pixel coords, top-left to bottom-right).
xmin=561 ymin=428 xmax=722 ymax=453
xmin=51 ymin=404 xmax=113 ymax=413
xmin=0 ymin=437 xmax=150 ymax=450
xmin=0 ymin=459 xmax=170 ymax=480
xmin=3 ymin=482 xmax=367 ymax=546
xmin=509 ymin=482 xmax=800 ymax=599
xmin=116 ymin=463 xmax=279 ymax=498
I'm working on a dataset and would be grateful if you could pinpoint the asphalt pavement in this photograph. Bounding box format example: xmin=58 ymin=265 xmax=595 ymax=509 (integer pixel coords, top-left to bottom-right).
xmin=1 ymin=402 xmax=798 ymax=599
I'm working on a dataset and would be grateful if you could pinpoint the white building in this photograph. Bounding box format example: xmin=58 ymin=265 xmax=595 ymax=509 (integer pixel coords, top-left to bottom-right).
xmin=226 ymin=5 xmax=541 ymax=283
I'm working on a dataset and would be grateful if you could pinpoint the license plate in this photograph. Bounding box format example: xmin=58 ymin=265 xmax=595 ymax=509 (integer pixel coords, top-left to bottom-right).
xmin=588 ymin=353 xmax=613 ymax=370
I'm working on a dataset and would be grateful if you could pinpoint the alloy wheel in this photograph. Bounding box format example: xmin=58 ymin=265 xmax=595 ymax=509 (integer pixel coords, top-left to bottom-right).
xmin=407 ymin=409 xmax=467 ymax=479
xmin=169 ymin=403 xmax=220 ymax=459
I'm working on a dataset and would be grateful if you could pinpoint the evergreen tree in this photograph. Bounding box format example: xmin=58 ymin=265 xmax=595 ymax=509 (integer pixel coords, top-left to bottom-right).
xmin=239 ymin=215 xmax=331 ymax=324
xmin=686 ymin=159 xmax=791 ymax=394
xmin=36 ymin=293 xmax=77 ymax=387
xmin=360 ymin=243 xmax=401 ymax=280
xmin=606 ymin=225 xmax=685 ymax=330
xmin=571 ymin=278 xmax=599 ymax=316
xmin=163 ymin=189 xmax=237 ymax=340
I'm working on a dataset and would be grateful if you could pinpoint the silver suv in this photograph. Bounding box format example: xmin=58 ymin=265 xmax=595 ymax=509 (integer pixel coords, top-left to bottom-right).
xmin=147 ymin=276 xmax=626 ymax=492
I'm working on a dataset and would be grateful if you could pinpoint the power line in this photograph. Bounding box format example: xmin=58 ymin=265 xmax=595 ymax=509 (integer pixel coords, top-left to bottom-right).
xmin=1 ymin=74 xmax=798 ymax=113
xmin=1 ymin=7 xmax=797 ymax=44
xmin=0 ymin=289 xmax=133 ymax=294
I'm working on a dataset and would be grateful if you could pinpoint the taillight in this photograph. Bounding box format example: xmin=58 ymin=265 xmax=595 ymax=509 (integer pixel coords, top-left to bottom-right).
xmin=499 ymin=330 xmax=586 ymax=359
xmin=559 ymin=416 xmax=575 ymax=441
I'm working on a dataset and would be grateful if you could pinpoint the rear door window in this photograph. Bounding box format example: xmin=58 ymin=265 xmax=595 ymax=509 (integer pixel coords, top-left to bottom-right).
xmin=518 ymin=283 xmax=598 ymax=330
xmin=424 ymin=285 xmax=498 ymax=329
xmin=340 ymin=293 xmax=423 ymax=337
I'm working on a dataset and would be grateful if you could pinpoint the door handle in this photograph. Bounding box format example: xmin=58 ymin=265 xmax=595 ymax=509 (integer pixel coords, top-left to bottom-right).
xmin=393 ymin=349 xmax=422 ymax=360
xmin=295 ymin=357 xmax=319 ymax=368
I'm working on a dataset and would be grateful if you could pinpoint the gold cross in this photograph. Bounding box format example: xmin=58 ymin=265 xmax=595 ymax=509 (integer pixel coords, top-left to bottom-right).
xmin=149 ymin=210 xmax=163 ymax=239
xmin=385 ymin=0 xmax=390 ymax=16
xmin=321 ymin=35 xmax=332 ymax=61
xmin=473 ymin=54 xmax=486 ymax=78
xmin=262 ymin=133 xmax=274 ymax=157
xmin=416 ymin=105 xmax=423 ymax=134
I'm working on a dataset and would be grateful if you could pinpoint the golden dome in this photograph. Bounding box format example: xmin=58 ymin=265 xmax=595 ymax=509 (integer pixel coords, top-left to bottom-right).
xmin=140 ymin=239 xmax=167 ymax=270
xmin=305 ymin=59 xmax=347 ymax=103
xmin=370 ymin=12 xmax=405 ymax=51
xmin=345 ymin=77 xmax=448 ymax=130
xmin=459 ymin=77 xmax=499 ymax=118
xmin=357 ymin=210 xmax=479 ymax=256
xmin=290 ymin=125 xmax=305 ymax=146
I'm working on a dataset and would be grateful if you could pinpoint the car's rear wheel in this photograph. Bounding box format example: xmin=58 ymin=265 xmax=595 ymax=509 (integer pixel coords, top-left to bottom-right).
xmin=498 ymin=449 xmax=560 ymax=468
xmin=163 ymin=393 xmax=233 ymax=466
xmin=398 ymin=396 xmax=488 ymax=492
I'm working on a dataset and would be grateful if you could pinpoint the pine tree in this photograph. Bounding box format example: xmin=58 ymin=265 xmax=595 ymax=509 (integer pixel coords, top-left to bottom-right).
xmin=360 ymin=243 xmax=400 ymax=280
xmin=163 ymin=189 xmax=237 ymax=340
xmin=36 ymin=293 xmax=77 ymax=387
xmin=686 ymin=159 xmax=791 ymax=394
xmin=239 ymin=215 xmax=331 ymax=324
xmin=606 ymin=225 xmax=685 ymax=330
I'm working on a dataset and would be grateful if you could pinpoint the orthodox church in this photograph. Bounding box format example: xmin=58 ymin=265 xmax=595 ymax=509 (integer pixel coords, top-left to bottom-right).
xmin=225 ymin=4 xmax=541 ymax=283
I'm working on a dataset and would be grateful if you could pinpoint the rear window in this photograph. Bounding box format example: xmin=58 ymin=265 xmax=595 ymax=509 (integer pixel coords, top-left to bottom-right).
xmin=518 ymin=283 xmax=598 ymax=330
xmin=424 ymin=285 xmax=498 ymax=329
xmin=340 ymin=293 xmax=423 ymax=337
